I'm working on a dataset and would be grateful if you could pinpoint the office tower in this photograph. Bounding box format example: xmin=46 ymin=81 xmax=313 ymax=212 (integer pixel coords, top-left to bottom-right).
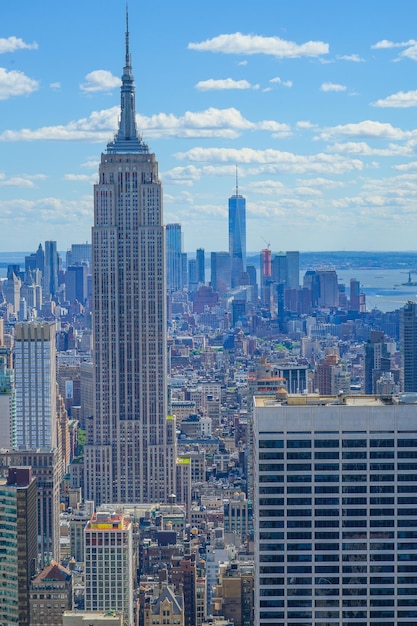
xmin=400 ymin=301 xmax=417 ymax=392
xmin=15 ymin=321 xmax=57 ymax=449
xmin=44 ymin=240 xmax=59 ymax=299
xmin=253 ymin=392 xmax=417 ymax=626
xmin=210 ymin=252 xmax=231 ymax=296
xmin=271 ymin=253 xmax=286 ymax=284
xmin=349 ymin=277 xmax=360 ymax=311
xmin=66 ymin=242 xmax=92 ymax=269
xmin=196 ymin=248 xmax=205 ymax=284
xmin=85 ymin=14 xmax=176 ymax=505
xmin=30 ymin=561 xmax=73 ymax=626
xmin=0 ymin=448 xmax=62 ymax=563
xmin=0 ymin=467 xmax=37 ymax=626
xmin=246 ymin=265 xmax=258 ymax=303
xmin=84 ymin=511 xmax=134 ymax=626
xmin=316 ymin=268 xmax=339 ymax=308
xmin=25 ymin=243 xmax=45 ymax=282
xmin=0 ymin=347 xmax=16 ymax=448
xmin=228 ymin=172 xmax=246 ymax=288
xmin=66 ymin=264 xmax=88 ymax=303
xmin=285 ymin=250 xmax=299 ymax=289
xmin=365 ymin=329 xmax=391 ymax=394
xmin=188 ymin=258 xmax=198 ymax=292
xmin=260 ymin=247 xmax=272 ymax=308
xmin=166 ymin=223 xmax=183 ymax=291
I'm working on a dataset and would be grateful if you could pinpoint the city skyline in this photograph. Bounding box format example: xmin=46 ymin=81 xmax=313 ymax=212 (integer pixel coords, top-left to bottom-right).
xmin=2 ymin=1 xmax=417 ymax=251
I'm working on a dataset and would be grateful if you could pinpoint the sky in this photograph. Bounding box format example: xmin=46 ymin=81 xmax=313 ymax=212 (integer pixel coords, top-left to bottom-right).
xmin=2 ymin=1 xmax=417 ymax=253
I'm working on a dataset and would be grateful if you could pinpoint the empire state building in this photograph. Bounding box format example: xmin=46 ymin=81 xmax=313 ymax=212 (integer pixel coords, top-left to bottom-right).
xmin=85 ymin=14 xmax=176 ymax=505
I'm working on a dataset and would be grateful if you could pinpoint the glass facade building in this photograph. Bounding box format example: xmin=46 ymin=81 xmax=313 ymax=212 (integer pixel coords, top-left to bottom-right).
xmin=254 ymin=394 xmax=417 ymax=625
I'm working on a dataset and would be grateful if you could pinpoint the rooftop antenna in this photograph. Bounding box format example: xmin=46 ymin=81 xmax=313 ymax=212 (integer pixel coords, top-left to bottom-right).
xmin=125 ymin=3 xmax=130 ymax=67
xmin=235 ymin=164 xmax=239 ymax=196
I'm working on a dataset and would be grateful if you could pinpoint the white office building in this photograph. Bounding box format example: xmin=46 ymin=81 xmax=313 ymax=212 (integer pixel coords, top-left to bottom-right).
xmin=254 ymin=393 xmax=417 ymax=625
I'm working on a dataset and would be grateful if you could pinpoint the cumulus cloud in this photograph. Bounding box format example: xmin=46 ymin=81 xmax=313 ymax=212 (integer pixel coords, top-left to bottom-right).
xmin=337 ymin=53 xmax=364 ymax=62
xmin=50 ymin=82 xmax=61 ymax=90
xmin=372 ymin=89 xmax=417 ymax=108
xmin=0 ymin=106 xmax=289 ymax=142
xmin=64 ymin=173 xmax=97 ymax=183
xmin=321 ymin=82 xmax=347 ymax=92
xmin=174 ymin=146 xmax=363 ymax=175
xmin=371 ymin=39 xmax=417 ymax=49
xmin=317 ymin=120 xmax=412 ymax=141
xmin=270 ymin=77 xmax=293 ymax=88
xmin=0 ymin=36 xmax=38 ymax=54
xmin=195 ymin=78 xmax=257 ymax=91
xmin=0 ymin=67 xmax=39 ymax=100
xmin=0 ymin=172 xmax=46 ymax=188
xmin=296 ymin=120 xmax=317 ymax=129
xmin=188 ymin=32 xmax=329 ymax=59
xmin=80 ymin=70 xmax=121 ymax=93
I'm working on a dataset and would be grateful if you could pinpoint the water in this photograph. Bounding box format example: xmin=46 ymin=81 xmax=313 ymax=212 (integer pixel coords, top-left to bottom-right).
xmin=1 ymin=254 xmax=416 ymax=313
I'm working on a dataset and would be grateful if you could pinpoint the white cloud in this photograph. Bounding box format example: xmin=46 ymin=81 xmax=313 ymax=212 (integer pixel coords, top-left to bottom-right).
xmin=337 ymin=53 xmax=364 ymax=62
xmin=175 ymin=146 xmax=363 ymax=175
xmin=188 ymin=32 xmax=329 ymax=59
xmin=64 ymin=173 xmax=97 ymax=183
xmin=296 ymin=120 xmax=317 ymax=129
xmin=372 ymin=89 xmax=417 ymax=108
xmin=0 ymin=36 xmax=38 ymax=54
xmin=326 ymin=141 xmax=408 ymax=157
xmin=0 ymin=67 xmax=39 ymax=100
xmin=317 ymin=120 xmax=412 ymax=141
xmin=237 ymin=60 xmax=248 ymax=66
xmin=371 ymin=39 xmax=417 ymax=49
xmin=0 ymin=106 xmax=288 ymax=142
xmin=195 ymin=78 xmax=256 ymax=91
xmin=321 ymin=82 xmax=347 ymax=92
xmin=50 ymin=82 xmax=61 ymax=90
xmin=80 ymin=70 xmax=121 ymax=93
xmin=270 ymin=77 xmax=293 ymax=87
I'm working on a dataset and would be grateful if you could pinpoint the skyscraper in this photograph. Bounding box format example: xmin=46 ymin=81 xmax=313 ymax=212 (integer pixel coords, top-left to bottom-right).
xmin=0 ymin=467 xmax=37 ymax=626
xmin=400 ymin=300 xmax=417 ymax=392
xmin=253 ymin=393 xmax=417 ymax=625
xmin=228 ymin=171 xmax=246 ymax=288
xmin=166 ymin=223 xmax=183 ymax=292
xmin=85 ymin=12 xmax=176 ymax=505
xmin=84 ymin=511 xmax=134 ymax=626
xmin=14 ymin=321 xmax=57 ymax=449
xmin=196 ymin=248 xmax=205 ymax=285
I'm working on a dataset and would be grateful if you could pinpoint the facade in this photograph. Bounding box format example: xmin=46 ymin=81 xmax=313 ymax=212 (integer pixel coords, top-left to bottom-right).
xmin=0 ymin=448 xmax=62 ymax=563
xmin=0 ymin=347 xmax=16 ymax=448
xmin=44 ymin=240 xmax=59 ymax=299
xmin=144 ymin=584 xmax=184 ymax=626
xmin=285 ymin=251 xmax=300 ymax=290
xmin=30 ymin=561 xmax=73 ymax=626
xmin=196 ymin=248 xmax=205 ymax=284
xmin=254 ymin=393 xmax=417 ymax=625
xmin=400 ymin=300 xmax=417 ymax=392
xmin=228 ymin=180 xmax=246 ymax=289
xmin=166 ymin=223 xmax=184 ymax=291
xmin=211 ymin=252 xmax=231 ymax=296
xmin=84 ymin=511 xmax=134 ymax=626
xmin=0 ymin=467 xmax=38 ymax=626
xmin=85 ymin=14 xmax=176 ymax=504
xmin=15 ymin=320 xmax=57 ymax=449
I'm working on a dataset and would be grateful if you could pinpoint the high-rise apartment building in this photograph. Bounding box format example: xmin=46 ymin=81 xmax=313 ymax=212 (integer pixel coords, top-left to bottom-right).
xmin=85 ymin=13 xmax=176 ymax=505
xmin=166 ymin=223 xmax=184 ymax=291
xmin=253 ymin=392 xmax=417 ymax=626
xmin=84 ymin=511 xmax=134 ymax=626
xmin=0 ymin=467 xmax=38 ymax=626
xmin=228 ymin=175 xmax=246 ymax=289
xmin=15 ymin=320 xmax=57 ymax=449
xmin=400 ymin=300 xmax=417 ymax=392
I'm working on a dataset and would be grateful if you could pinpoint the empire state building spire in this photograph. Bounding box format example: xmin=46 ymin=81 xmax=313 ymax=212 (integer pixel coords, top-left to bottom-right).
xmin=107 ymin=6 xmax=148 ymax=153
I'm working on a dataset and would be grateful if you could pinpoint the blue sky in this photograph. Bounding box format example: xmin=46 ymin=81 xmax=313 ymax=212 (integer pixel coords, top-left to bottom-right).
xmin=2 ymin=0 xmax=417 ymax=253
